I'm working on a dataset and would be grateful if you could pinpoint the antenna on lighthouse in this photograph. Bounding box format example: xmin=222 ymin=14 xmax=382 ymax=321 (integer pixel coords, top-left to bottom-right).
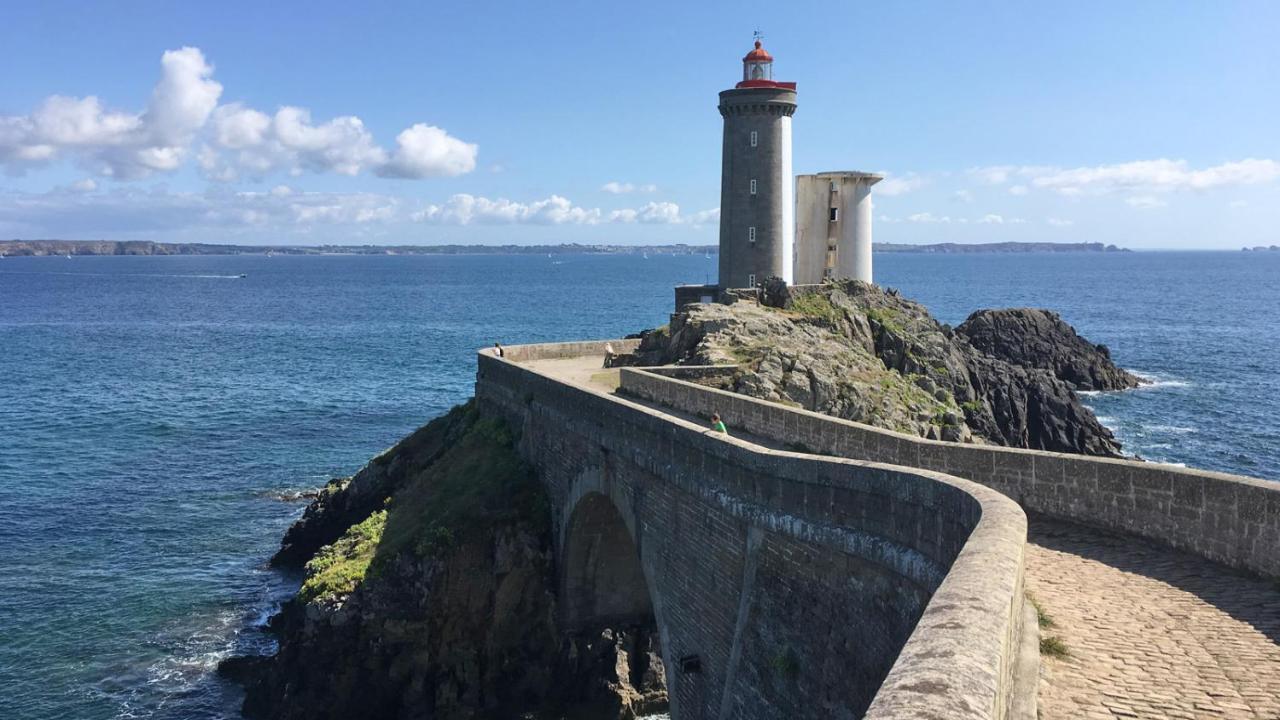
xmin=753 ymin=28 xmax=764 ymax=43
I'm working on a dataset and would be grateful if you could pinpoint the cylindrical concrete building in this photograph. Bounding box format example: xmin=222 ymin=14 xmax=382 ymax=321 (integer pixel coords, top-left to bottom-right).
xmin=717 ymin=39 xmax=796 ymax=289
xmin=794 ymin=171 xmax=883 ymax=285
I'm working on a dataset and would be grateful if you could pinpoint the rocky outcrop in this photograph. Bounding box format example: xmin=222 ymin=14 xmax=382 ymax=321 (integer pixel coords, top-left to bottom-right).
xmin=635 ymin=280 xmax=1125 ymax=456
xmin=229 ymin=403 xmax=666 ymax=720
xmin=956 ymin=309 xmax=1143 ymax=391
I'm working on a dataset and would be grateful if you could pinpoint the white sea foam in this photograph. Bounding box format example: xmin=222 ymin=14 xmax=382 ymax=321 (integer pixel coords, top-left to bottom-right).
xmin=1128 ymin=370 xmax=1192 ymax=389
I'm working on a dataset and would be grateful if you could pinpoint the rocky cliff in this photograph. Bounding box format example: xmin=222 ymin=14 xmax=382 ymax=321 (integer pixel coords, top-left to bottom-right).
xmin=955 ymin=309 xmax=1142 ymax=392
xmin=636 ymin=281 xmax=1129 ymax=456
xmin=226 ymin=403 xmax=666 ymax=720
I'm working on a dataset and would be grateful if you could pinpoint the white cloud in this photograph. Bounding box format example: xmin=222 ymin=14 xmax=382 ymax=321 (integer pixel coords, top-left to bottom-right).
xmin=686 ymin=207 xmax=719 ymax=226
xmin=1125 ymin=195 xmax=1167 ymax=209
xmin=907 ymin=212 xmax=951 ymax=224
xmin=968 ymin=159 xmax=1280 ymax=197
xmin=952 ymin=189 xmax=973 ymax=203
xmin=375 ymin=123 xmax=477 ymax=178
xmin=1008 ymin=185 xmax=1029 ymax=196
xmin=0 ymin=185 xmax=405 ymax=236
xmin=1047 ymin=217 xmax=1074 ymax=227
xmin=0 ymin=47 xmax=222 ymax=179
xmin=968 ymin=165 xmax=1016 ymax=185
xmin=876 ymin=173 xmax=929 ymax=197
xmin=414 ymin=194 xmax=711 ymax=226
xmin=602 ymin=181 xmax=658 ymax=194
xmin=69 ymin=178 xmax=97 ymax=193
xmin=0 ymin=47 xmax=475 ymax=182
xmin=978 ymin=214 xmax=1004 ymax=224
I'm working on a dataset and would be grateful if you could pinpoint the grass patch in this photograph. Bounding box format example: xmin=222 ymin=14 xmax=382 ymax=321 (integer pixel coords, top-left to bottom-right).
xmin=298 ymin=412 xmax=546 ymax=604
xmin=300 ymin=510 xmax=387 ymax=603
xmin=1028 ymin=594 xmax=1055 ymax=629
xmin=1040 ymin=635 xmax=1070 ymax=658
xmin=865 ymin=306 xmax=904 ymax=334
xmin=789 ymin=293 xmax=843 ymax=325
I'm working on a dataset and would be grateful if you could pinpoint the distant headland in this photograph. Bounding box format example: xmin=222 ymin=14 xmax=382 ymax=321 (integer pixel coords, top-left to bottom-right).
xmin=0 ymin=239 xmax=1129 ymax=257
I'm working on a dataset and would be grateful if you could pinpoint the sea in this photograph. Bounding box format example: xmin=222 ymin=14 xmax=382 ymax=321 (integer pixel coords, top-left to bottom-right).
xmin=0 ymin=250 xmax=1276 ymax=720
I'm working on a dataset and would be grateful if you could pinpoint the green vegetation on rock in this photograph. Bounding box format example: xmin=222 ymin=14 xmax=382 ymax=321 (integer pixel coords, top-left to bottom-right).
xmin=300 ymin=510 xmax=387 ymax=603
xmin=297 ymin=409 xmax=546 ymax=604
xmin=788 ymin=293 xmax=843 ymax=325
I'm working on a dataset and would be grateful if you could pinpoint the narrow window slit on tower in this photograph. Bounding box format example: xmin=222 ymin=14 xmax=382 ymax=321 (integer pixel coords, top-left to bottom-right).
xmin=748 ymin=226 xmax=756 ymax=243
xmin=750 ymin=131 xmax=758 ymax=147
xmin=750 ymin=179 xmax=757 ymax=195
xmin=829 ymin=208 xmax=839 ymax=222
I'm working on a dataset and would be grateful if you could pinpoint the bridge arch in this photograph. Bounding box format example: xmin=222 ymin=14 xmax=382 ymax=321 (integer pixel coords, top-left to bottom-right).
xmin=559 ymin=467 xmax=677 ymax=716
xmin=561 ymin=489 xmax=654 ymax=632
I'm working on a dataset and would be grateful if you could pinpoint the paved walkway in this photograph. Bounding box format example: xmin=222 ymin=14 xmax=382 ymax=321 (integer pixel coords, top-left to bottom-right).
xmin=1027 ymin=517 xmax=1280 ymax=720
xmin=522 ymin=356 xmax=1280 ymax=719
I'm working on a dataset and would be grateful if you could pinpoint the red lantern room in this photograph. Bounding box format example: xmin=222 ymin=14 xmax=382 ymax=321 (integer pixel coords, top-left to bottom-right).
xmin=735 ymin=36 xmax=797 ymax=90
xmin=743 ymin=40 xmax=772 ymax=82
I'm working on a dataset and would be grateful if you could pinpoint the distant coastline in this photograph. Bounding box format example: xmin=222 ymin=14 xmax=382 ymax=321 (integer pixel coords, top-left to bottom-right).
xmin=0 ymin=239 xmax=1132 ymax=257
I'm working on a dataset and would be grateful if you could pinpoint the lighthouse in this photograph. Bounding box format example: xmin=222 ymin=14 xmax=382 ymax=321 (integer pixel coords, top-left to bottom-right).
xmin=718 ymin=36 xmax=797 ymax=289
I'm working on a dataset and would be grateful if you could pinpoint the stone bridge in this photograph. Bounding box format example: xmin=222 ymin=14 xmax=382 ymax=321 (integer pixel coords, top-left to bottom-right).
xmin=476 ymin=339 xmax=1280 ymax=720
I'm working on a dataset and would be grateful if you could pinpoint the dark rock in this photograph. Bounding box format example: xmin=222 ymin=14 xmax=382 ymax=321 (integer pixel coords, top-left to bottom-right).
xmin=635 ymin=280 xmax=1126 ymax=457
xmin=956 ymin=308 xmax=1143 ymax=391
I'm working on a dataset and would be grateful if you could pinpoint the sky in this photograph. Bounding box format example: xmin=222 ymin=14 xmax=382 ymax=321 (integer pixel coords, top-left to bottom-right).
xmin=1 ymin=1 xmax=1277 ymax=249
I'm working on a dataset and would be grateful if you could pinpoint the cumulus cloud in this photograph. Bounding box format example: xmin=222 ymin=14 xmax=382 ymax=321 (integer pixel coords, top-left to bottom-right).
xmin=601 ymin=181 xmax=658 ymax=194
xmin=968 ymin=159 xmax=1280 ymax=197
xmin=1047 ymin=217 xmax=1074 ymax=227
xmin=1008 ymin=185 xmax=1029 ymax=196
xmin=0 ymin=47 xmax=221 ymax=178
xmin=376 ymin=124 xmax=477 ymax=178
xmin=0 ymin=47 xmax=475 ymax=182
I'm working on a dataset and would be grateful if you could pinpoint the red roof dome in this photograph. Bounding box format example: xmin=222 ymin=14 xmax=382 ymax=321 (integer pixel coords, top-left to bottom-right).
xmin=743 ymin=40 xmax=772 ymax=63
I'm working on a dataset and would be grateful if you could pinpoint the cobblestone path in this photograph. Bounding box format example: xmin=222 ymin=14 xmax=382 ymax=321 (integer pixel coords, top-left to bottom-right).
xmin=1026 ymin=517 xmax=1280 ymax=720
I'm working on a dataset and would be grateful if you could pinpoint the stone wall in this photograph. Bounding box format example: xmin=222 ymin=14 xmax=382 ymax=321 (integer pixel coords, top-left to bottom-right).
xmin=619 ymin=367 xmax=1280 ymax=580
xmin=474 ymin=341 xmax=1032 ymax=720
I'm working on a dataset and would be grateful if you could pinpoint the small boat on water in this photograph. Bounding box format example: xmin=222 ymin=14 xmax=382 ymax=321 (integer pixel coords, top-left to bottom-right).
xmin=238 ymin=273 xmax=248 ymax=278
xmin=66 ymin=254 xmax=72 ymax=259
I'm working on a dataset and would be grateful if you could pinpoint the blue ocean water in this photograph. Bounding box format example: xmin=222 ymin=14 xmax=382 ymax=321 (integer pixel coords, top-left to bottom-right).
xmin=0 ymin=250 xmax=1275 ymax=719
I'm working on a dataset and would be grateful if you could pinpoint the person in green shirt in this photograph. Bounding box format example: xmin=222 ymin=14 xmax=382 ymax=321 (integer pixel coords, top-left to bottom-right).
xmin=711 ymin=413 xmax=728 ymax=434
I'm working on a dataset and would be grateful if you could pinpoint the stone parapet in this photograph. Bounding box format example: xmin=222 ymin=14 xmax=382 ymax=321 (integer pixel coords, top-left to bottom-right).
xmin=619 ymin=366 xmax=1280 ymax=580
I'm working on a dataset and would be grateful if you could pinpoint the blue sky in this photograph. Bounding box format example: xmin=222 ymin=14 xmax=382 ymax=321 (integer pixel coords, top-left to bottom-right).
xmin=1 ymin=0 xmax=1277 ymax=248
